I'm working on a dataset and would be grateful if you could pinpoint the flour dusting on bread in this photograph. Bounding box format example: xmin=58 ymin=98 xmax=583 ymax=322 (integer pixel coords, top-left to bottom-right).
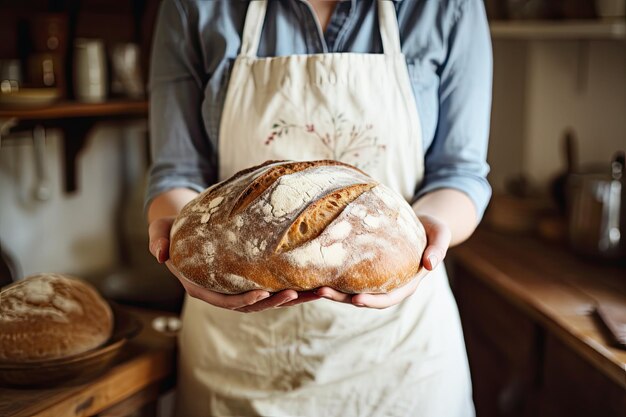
xmin=327 ymin=220 xmax=352 ymax=240
xmin=0 ymin=273 xmax=113 ymax=362
xmin=169 ymin=160 xmax=426 ymax=294
xmin=268 ymin=171 xmax=336 ymax=217
xmin=287 ymin=241 xmax=348 ymax=268
xmin=1 ymin=274 xmax=83 ymax=323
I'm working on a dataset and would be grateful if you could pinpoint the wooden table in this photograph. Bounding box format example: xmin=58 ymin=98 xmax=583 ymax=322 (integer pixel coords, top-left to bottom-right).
xmin=0 ymin=307 xmax=177 ymax=417
xmin=449 ymin=228 xmax=626 ymax=416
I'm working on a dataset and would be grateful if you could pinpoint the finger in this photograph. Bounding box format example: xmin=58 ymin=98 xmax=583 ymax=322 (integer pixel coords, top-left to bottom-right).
xmin=166 ymin=261 xmax=272 ymax=309
xmin=314 ymin=287 xmax=353 ymax=304
xmin=236 ymin=290 xmax=298 ymax=313
xmin=423 ymin=247 xmax=444 ymax=271
xmin=279 ymin=291 xmax=322 ymax=307
xmin=184 ymin=280 xmax=271 ymax=310
xmin=419 ymin=218 xmax=451 ymax=271
xmin=153 ymin=238 xmax=169 ymax=263
xmin=351 ymin=276 xmax=421 ymax=309
xmin=148 ymin=217 xmax=175 ymax=263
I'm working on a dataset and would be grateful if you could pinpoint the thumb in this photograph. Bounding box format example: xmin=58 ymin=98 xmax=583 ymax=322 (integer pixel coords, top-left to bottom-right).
xmin=418 ymin=215 xmax=451 ymax=271
xmin=148 ymin=217 xmax=176 ymax=263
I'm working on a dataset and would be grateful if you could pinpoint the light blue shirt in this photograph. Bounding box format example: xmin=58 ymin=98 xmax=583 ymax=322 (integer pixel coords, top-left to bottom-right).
xmin=146 ymin=0 xmax=493 ymax=217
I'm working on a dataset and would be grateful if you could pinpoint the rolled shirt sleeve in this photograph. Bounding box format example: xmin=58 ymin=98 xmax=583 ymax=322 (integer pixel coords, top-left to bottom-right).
xmin=413 ymin=0 xmax=493 ymax=220
xmin=145 ymin=0 xmax=218 ymax=210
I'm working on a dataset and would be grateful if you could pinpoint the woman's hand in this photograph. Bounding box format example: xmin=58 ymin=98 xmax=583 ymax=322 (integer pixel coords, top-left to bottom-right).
xmin=164 ymin=260 xmax=321 ymax=313
xmin=315 ymin=214 xmax=451 ymax=309
xmin=148 ymin=216 xmax=320 ymax=312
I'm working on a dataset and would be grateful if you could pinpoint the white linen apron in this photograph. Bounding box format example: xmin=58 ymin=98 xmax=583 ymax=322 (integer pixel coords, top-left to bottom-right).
xmin=176 ymin=1 xmax=474 ymax=416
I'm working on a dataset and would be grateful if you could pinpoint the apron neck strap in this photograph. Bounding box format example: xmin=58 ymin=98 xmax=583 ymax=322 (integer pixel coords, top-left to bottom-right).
xmin=377 ymin=0 xmax=402 ymax=55
xmin=240 ymin=0 xmax=268 ymax=58
xmin=240 ymin=0 xmax=402 ymax=57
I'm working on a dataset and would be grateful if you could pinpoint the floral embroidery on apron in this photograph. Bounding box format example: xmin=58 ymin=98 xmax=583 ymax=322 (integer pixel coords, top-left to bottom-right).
xmin=264 ymin=110 xmax=386 ymax=170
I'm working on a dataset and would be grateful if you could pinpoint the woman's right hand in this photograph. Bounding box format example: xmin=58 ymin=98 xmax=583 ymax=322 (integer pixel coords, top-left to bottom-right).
xmin=148 ymin=217 xmax=320 ymax=313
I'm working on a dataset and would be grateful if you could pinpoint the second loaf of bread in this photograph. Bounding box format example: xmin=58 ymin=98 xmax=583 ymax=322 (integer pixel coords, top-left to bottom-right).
xmin=169 ymin=160 xmax=427 ymax=294
xmin=0 ymin=273 xmax=113 ymax=362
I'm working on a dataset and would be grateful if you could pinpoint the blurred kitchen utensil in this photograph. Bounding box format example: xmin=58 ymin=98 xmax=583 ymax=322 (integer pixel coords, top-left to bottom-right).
xmin=110 ymin=43 xmax=145 ymax=99
xmin=29 ymin=14 xmax=68 ymax=54
xmin=152 ymin=315 xmax=182 ymax=337
xmin=551 ymin=129 xmax=578 ymax=215
xmin=567 ymin=151 xmax=625 ymax=261
xmin=0 ymin=59 xmax=21 ymax=93
xmin=73 ymin=38 xmax=107 ymax=102
xmin=27 ymin=52 xmax=61 ymax=88
xmin=29 ymin=14 xmax=69 ymax=97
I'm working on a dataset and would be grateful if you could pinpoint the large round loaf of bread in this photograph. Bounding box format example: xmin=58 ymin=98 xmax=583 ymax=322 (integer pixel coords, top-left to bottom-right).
xmin=0 ymin=273 xmax=113 ymax=362
xmin=170 ymin=160 xmax=427 ymax=294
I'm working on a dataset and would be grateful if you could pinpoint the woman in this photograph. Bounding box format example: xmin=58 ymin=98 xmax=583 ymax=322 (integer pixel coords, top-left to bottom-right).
xmin=147 ymin=0 xmax=492 ymax=415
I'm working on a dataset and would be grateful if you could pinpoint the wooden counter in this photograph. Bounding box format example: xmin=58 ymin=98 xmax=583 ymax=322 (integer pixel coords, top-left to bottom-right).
xmin=449 ymin=229 xmax=626 ymax=417
xmin=0 ymin=307 xmax=177 ymax=417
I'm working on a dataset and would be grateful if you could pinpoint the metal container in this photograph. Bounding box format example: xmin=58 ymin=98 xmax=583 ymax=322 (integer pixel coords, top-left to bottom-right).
xmin=567 ymin=152 xmax=625 ymax=260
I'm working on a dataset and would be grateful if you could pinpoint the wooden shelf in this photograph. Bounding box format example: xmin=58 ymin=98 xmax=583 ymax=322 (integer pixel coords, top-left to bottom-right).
xmin=0 ymin=100 xmax=148 ymax=121
xmin=490 ymin=19 xmax=626 ymax=40
xmin=0 ymin=99 xmax=149 ymax=193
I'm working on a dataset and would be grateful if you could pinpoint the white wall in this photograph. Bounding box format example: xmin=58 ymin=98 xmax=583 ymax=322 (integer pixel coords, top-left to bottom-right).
xmin=525 ymin=40 xmax=626 ymax=182
xmin=488 ymin=39 xmax=528 ymax=192
xmin=488 ymin=39 xmax=626 ymax=192
xmin=0 ymin=125 xmax=137 ymax=279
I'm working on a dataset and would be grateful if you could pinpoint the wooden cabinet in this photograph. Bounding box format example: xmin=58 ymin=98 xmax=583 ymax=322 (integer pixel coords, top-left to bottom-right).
xmin=453 ymin=263 xmax=542 ymax=417
xmin=449 ymin=230 xmax=626 ymax=417
xmin=539 ymin=335 xmax=626 ymax=417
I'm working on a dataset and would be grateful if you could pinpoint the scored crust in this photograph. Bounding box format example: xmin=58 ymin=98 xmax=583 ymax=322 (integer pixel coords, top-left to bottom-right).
xmin=230 ymin=160 xmax=366 ymax=217
xmin=276 ymin=183 xmax=376 ymax=253
xmin=169 ymin=160 xmax=426 ymax=294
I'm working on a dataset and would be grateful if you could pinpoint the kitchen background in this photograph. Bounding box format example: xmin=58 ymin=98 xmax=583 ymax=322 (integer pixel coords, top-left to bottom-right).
xmin=0 ymin=0 xmax=185 ymax=312
xmin=2 ymin=0 xmax=625 ymax=285
xmin=0 ymin=0 xmax=624 ymax=416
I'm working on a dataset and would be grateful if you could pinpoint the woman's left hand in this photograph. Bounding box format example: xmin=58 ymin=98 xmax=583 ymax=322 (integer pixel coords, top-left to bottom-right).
xmin=315 ymin=214 xmax=451 ymax=309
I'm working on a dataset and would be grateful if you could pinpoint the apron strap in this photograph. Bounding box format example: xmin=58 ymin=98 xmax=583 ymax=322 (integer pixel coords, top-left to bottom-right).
xmin=240 ymin=0 xmax=268 ymax=58
xmin=240 ymin=0 xmax=402 ymax=57
xmin=377 ymin=0 xmax=402 ymax=55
